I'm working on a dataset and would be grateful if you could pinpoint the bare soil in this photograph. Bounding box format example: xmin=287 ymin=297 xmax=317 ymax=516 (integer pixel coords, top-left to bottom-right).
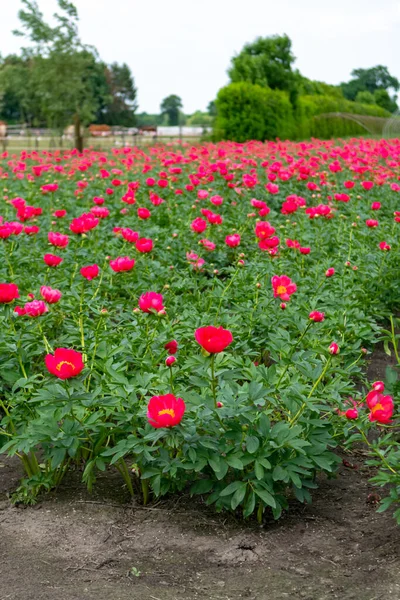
xmin=1 ymin=348 xmax=399 ymax=600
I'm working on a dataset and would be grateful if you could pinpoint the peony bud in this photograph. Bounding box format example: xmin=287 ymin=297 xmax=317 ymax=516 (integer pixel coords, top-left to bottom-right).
xmin=165 ymin=356 xmax=176 ymax=367
xmin=372 ymin=381 xmax=385 ymax=392
xmin=329 ymin=342 xmax=339 ymax=355
xmin=345 ymin=408 xmax=358 ymax=420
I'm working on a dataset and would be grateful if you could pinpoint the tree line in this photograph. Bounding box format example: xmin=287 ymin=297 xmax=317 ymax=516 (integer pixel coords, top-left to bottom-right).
xmin=0 ymin=1 xmax=399 ymax=147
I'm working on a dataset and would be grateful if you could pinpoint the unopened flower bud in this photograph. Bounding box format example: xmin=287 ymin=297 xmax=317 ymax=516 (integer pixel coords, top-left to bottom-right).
xmin=329 ymin=342 xmax=339 ymax=355
xmin=372 ymin=381 xmax=385 ymax=392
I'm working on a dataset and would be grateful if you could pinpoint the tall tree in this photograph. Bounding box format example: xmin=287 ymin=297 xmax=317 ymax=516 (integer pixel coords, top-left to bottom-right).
xmin=100 ymin=63 xmax=138 ymax=126
xmin=342 ymin=66 xmax=399 ymax=111
xmin=0 ymin=55 xmax=42 ymax=124
xmin=14 ymin=0 xmax=105 ymax=150
xmin=160 ymin=94 xmax=183 ymax=126
xmin=228 ymin=34 xmax=298 ymax=103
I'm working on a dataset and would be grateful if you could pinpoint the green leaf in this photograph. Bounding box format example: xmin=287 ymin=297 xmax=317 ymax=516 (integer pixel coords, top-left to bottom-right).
xmin=220 ymin=481 xmax=244 ymax=496
xmin=255 ymin=488 xmax=276 ymax=508
xmin=231 ymin=483 xmax=247 ymax=510
xmin=246 ymin=435 xmax=260 ymax=454
xmin=226 ymin=455 xmax=244 ymax=470
xmin=254 ymin=460 xmax=264 ymax=480
xmin=243 ymin=490 xmax=256 ymax=518
xmin=190 ymin=479 xmax=214 ymax=495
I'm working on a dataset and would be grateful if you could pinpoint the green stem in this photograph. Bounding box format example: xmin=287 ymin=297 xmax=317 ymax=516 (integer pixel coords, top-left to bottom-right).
xmin=390 ymin=315 xmax=400 ymax=365
xmin=37 ymin=322 xmax=52 ymax=353
xmin=141 ymin=479 xmax=149 ymax=505
xmin=215 ymin=267 xmax=239 ymax=324
xmin=79 ymin=282 xmax=86 ymax=360
xmin=289 ymin=355 xmax=332 ymax=425
xmin=359 ymin=429 xmax=397 ymax=475
xmin=276 ymin=321 xmax=313 ymax=388
xmin=116 ymin=459 xmax=134 ymax=497
xmin=210 ymin=354 xmax=217 ymax=409
xmin=169 ymin=366 xmax=174 ymax=394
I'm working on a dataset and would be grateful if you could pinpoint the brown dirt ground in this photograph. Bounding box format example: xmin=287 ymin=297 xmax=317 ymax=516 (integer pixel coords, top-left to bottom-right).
xmin=1 ymin=348 xmax=400 ymax=600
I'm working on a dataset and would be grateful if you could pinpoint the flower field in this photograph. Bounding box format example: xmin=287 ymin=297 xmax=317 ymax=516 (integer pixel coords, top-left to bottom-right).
xmin=0 ymin=138 xmax=399 ymax=521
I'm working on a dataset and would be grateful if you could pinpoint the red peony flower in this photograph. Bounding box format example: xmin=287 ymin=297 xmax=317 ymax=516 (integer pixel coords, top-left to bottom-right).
xmin=0 ymin=283 xmax=19 ymax=303
xmin=48 ymin=231 xmax=69 ymax=247
xmin=366 ymin=390 xmax=394 ymax=424
xmin=80 ymin=264 xmax=99 ymax=280
xmin=255 ymin=221 xmax=275 ymax=239
xmin=165 ymin=356 xmax=176 ymax=367
xmin=70 ymin=214 xmax=99 ymax=234
xmin=45 ymin=348 xmax=84 ymax=379
xmin=191 ymin=217 xmax=207 ymax=233
xmin=379 ymin=241 xmax=391 ymax=251
xmin=23 ymin=300 xmax=48 ymax=317
xmin=24 ymin=225 xmax=40 ymax=235
xmin=325 ymin=268 xmax=335 ymax=277
xmin=361 ymin=181 xmax=374 ymax=190
xmin=271 ymin=275 xmax=297 ymax=301
xmin=135 ymin=238 xmax=153 ymax=253
xmin=225 ymin=234 xmax=241 ymax=247
xmin=139 ymin=292 xmax=165 ymax=313
xmin=53 ymin=209 xmax=67 ymax=218
xmin=366 ymin=219 xmax=378 ymax=228
xmin=147 ymin=394 xmax=185 ymax=428
xmin=137 ymin=207 xmax=151 ymax=220
xmin=44 ymin=254 xmax=63 ymax=267
xmin=309 ymin=311 xmax=325 ymax=322
xmin=195 ymin=326 xmax=233 ymax=353
xmin=40 ymin=286 xmax=62 ymax=304
xmin=165 ymin=340 xmax=178 ymax=354
xmin=109 ymin=256 xmax=135 ymax=272
xmin=90 ymin=206 xmax=109 ymax=219
xmin=121 ymin=228 xmax=139 ymax=244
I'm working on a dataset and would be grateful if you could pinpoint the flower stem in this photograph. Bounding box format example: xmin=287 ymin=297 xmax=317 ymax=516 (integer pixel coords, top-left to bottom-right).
xmin=289 ymin=355 xmax=332 ymax=425
xmin=210 ymin=354 xmax=217 ymax=409
xmin=276 ymin=321 xmax=313 ymax=388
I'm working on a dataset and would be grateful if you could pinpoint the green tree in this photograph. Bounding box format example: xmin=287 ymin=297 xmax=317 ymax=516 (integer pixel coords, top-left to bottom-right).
xmin=228 ymin=35 xmax=298 ymax=103
xmin=373 ymin=89 xmax=398 ymax=113
xmin=160 ymin=94 xmax=183 ymax=126
xmin=207 ymin=100 xmax=217 ymax=116
xmin=341 ymin=65 xmax=399 ymax=109
xmin=0 ymin=55 xmax=42 ymax=124
xmin=98 ymin=63 xmax=137 ymax=126
xmin=355 ymin=90 xmax=375 ymax=105
xmin=186 ymin=111 xmax=213 ymax=127
xmin=14 ymin=0 xmax=106 ymax=150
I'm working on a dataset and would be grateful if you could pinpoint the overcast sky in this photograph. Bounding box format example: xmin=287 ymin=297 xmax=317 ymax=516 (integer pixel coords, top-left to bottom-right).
xmin=2 ymin=0 xmax=400 ymax=114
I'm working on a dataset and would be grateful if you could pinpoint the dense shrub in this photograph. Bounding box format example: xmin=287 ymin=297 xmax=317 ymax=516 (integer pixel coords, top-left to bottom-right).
xmin=213 ymin=82 xmax=390 ymax=142
xmin=214 ymin=83 xmax=295 ymax=142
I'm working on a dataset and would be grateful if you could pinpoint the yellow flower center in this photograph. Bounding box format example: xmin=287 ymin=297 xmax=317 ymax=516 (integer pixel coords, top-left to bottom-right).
xmin=158 ymin=408 xmax=175 ymax=418
xmin=372 ymin=402 xmax=383 ymax=412
xmin=276 ymin=285 xmax=287 ymax=295
xmin=56 ymin=360 xmax=75 ymax=371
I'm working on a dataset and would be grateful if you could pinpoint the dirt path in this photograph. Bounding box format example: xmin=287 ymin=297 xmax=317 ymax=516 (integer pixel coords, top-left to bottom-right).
xmin=1 ymin=453 xmax=400 ymax=600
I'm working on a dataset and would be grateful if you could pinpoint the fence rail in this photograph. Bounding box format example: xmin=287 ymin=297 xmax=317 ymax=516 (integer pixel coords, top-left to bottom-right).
xmin=0 ymin=125 xmax=211 ymax=152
